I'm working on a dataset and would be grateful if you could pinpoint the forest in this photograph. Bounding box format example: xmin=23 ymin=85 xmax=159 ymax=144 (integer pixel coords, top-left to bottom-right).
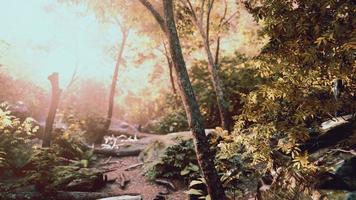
xmin=0 ymin=0 xmax=355 ymax=200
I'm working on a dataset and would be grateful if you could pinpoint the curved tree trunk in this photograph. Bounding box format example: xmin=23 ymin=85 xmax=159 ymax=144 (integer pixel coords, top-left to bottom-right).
xmin=102 ymin=28 xmax=129 ymax=143
xmin=138 ymin=1 xmax=226 ymax=198
xmin=42 ymin=72 xmax=61 ymax=147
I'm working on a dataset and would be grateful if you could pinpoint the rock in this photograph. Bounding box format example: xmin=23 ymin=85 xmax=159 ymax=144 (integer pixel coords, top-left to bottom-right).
xmin=300 ymin=114 xmax=355 ymax=153
xmin=346 ymin=192 xmax=356 ymax=200
xmin=316 ymin=157 xmax=356 ymax=191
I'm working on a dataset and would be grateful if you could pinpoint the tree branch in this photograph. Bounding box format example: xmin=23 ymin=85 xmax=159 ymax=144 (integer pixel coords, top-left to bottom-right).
xmin=138 ymin=0 xmax=167 ymax=34
xmin=163 ymin=41 xmax=177 ymax=94
xmin=206 ymin=0 xmax=214 ymax=47
xmin=199 ymin=0 xmax=206 ymax=25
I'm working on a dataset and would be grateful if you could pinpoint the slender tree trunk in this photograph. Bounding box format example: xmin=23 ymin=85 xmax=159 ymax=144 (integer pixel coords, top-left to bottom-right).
xmin=102 ymin=29 xmax=128 ymax=142
xmin=163 ymin=42 xmax=177 ymax=94
xmin=42 ymin=73 xmax=61 ymax=147
xmin=183 ymin=0 xmax=231 ymax=130
xmin=197 ymin=22 xmax=231 ymax=131
xmin=214 ymin=36 xmax=221 ymax=67
xmin=168 ymin=57 xmax=177 ymax=94
xmin=162 ymin=1 xmax=226 ymax=199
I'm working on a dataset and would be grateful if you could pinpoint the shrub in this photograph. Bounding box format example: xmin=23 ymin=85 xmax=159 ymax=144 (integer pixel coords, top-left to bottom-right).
xmin=145 ymin=139 xmax=200 ymax=183
xmin=82 ymin=115 xmax=106 ymax=143
xmin=151 ymin=108 xmax=189 ymax=134
xmin=0 ymin=102 xmax=39 ymax=174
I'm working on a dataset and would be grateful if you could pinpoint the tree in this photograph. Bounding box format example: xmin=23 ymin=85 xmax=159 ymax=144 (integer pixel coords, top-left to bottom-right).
xmin=42 ymin=73 xmax=61 ymax=147
xmin=161 ymin=41 xmax=177 ymax=94
xmin=176 ymin=0 xmax=237 ymax=131
xmin=139 ymin=0 xmax=226 ymax=199
xmin=103 ymin=21 xmax=130 ymax=141
xmin=231 ymin=0 xmax=355 ymax=178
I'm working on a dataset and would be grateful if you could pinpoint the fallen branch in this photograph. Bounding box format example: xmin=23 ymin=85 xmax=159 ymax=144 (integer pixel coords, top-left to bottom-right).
xmin=330 ymin=148 xmax=356 ymax=156
xmin=124 ymin=163 xmax=143 ymax=171
xmin=105 ymin=156 xmax=112 ymax=164
xmin=58 ymin=157 xmax=78 ymax=164
xmin=119 ymin=173 xmax=130 ymax=189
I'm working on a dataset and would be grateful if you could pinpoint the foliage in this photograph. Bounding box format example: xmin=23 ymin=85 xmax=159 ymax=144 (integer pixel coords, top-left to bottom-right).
xmin=25 ymin=147 xmax=99 ymax=192
xmin=259 ymin=184 xmax=314 ymax=200
xmin=145 ymin=139 xmax=200 ymax=182
xmin=186 ymin=177 xmax=210 ymax=200
xmin=151 ymin=108 xmax=189 ymax=134
xmin=191 ymin=53 xmax=260 ymax=128
xmin=234 ymin=0 xmax=355 ymax=173
xmin=0 ymin=103 xmax=39 ymax=172
xmin=151 ymin=52 xmax=261 ymax=133
xmin=81 ymin=114 xmax=107 ymax=143
xmin=144 ymin=129 xmax=259 ymax=198
xmin=23 ymin=131 xmax=97 ymax=192
xmin=0 ymin=102 xmax=97 ymax=192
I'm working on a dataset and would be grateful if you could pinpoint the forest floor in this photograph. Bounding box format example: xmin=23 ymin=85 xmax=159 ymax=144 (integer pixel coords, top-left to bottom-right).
xmin=95 ymin=130 xmax=191 ymax=199
xmin=98 ymin=156 xmax=186 ymax=200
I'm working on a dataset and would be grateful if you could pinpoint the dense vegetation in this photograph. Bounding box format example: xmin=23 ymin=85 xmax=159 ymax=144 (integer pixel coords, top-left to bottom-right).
xmin=0 ymin=0 xmax=354 ymax=199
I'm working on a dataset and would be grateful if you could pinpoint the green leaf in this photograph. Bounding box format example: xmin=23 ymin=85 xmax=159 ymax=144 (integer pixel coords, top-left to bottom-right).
xmin=180 ymin=167 xmax=190 ymax=176
xmin=189 ymin=163 xmax=199 ymax=171
xmin=80 ymin=159 xmax=89 ymax=168
xmin=186 ymin=188 xmax=203 ymax=195
xmin=189 ymin=180 xmax=203 ymax=187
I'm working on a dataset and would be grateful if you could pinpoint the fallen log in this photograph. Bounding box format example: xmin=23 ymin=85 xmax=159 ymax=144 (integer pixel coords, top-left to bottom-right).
xmin=1 ymin=191 xmax=141 ymax=200
xmin=64 ymin=173 xmax=107 ymax=192
xmin=84 ymin=143 xmax=145 ymax=157
xmin=93 ymin=148 xmax=142 ymax=157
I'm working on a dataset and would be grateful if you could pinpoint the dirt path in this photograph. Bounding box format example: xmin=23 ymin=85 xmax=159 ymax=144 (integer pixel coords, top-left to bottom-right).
xmin=99 ymin=156 xmax=187 ymax=200
xmin=93 ymin=130 xmax=210 ymax=199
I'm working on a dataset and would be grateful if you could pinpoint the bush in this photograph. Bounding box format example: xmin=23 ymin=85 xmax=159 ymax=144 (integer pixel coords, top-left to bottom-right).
xmin=145 ymin=139 xmax=200 ymax=183
xmin=82 ymin=115 xmax=106 ymax=143
xmin=151 ymin=108 xmax=189 ymax=134
xmin=0 ymin=103 xmax=39 ymax=174
xmin=0 ymin=103 xmax=98 ymax=192
xmin=144 ymin=129 xmax=261 ymax=198
xmin=24 ymin=147 xmax=100 ymax=192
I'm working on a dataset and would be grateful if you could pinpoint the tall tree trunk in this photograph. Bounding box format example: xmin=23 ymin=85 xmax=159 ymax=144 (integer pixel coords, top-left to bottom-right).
xmin=197 ymin=19 xmax=231 ymax=131
xmin=162 ymin=1 xmax=226 ymax=199
xmin=138 ymin=1 xmax=226 ymax=198
xmin=42 ymin=73 xmax=61 ymax=147
xmin=102 ymin=29 xmax=129 ymax=142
